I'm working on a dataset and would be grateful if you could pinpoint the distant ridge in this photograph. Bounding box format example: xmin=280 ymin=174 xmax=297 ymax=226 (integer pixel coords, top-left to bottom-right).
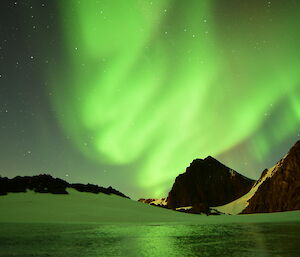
xmin=0 ymin=174 xmax=129 ymax=199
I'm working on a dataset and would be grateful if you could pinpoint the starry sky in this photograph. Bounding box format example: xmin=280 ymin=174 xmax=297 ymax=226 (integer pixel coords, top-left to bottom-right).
xmin=0 ymin=0 xmax=300 ymax=199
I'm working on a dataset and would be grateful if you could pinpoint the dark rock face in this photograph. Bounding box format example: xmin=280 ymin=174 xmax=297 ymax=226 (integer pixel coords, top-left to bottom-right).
xmin=167 ymin=156 xmax=255 ymax=209
xmin=0 ymin=174 xmax=129 ymax=198
xmin=243 ymin=140 xmax=300 ymax=214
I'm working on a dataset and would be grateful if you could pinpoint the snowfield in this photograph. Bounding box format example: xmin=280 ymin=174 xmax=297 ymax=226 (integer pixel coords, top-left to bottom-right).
xmin=0 ymin=189 xmax=300 ymax=225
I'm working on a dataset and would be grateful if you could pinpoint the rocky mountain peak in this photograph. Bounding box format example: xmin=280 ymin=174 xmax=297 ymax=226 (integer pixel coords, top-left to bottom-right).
xmin=167 ymin=156 xmax=255 ymax=211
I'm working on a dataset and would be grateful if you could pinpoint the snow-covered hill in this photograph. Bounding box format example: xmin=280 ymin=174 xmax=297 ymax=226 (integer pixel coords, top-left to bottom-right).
xmin=1 ymin=189 xmax=300 ymax=224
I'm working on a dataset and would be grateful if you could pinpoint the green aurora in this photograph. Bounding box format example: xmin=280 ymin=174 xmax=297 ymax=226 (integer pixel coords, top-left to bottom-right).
xmin=50 ymin=0 xmax=300 ymax=197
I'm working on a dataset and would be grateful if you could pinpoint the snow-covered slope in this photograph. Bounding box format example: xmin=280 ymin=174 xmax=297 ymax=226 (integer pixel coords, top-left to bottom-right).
xmin=1 ymin=189 xmax=300 ymax=224
xmin=213 ymin=156 xmax=287 ymax=215
xmin=0 ymin=189 xmax=189 ymax=224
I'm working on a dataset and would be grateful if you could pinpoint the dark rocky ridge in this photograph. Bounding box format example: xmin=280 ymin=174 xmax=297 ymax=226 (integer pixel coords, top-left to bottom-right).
xmin=242 ymin=140 xmax=300 ymax=214
xmin=138 ymin=198 xmax=164 ymax=204
xmin=0 ymin=174 xmax=129 ymax=199
xmin=167 ymin=156 xmax=255 ymax=211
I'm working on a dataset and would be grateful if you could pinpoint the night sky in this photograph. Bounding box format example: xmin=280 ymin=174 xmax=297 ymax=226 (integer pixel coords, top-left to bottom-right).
xmin=0 ymin=0 xmax=300 ymax=199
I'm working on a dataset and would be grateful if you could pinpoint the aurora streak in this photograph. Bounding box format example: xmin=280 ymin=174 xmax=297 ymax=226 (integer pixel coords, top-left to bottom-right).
xmin=50 ymin=0 xmax=300 ymax=197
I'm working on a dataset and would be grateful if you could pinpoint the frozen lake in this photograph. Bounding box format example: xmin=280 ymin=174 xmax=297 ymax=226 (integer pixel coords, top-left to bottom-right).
xmin=0 ymin=222 xmax=299 ymax=257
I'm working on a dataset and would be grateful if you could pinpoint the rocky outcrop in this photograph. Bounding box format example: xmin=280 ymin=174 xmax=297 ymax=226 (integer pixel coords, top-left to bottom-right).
xmin=138 ymin=198 xmax=168 ymax=208
xmin=138 ymin=198 xmax=157 ymax=204
xmin=0 ymin=174 xmax=129 ymax=198
xmin=242 ymin=140 xmax=300 ymax=214
xmin=167 ymin=156 xmax=255 ymax=211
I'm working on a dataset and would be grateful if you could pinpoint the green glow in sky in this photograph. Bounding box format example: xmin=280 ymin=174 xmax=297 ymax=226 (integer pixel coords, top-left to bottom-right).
xmin=51 ymin=0 xmax=300 ymax=197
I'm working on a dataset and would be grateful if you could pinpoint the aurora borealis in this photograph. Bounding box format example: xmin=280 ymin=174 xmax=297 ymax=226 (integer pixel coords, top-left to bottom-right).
xmin=1 ymin=0 xmax=300 ymax=198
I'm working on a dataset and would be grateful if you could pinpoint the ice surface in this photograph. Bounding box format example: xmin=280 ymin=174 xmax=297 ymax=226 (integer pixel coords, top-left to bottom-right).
xmin=1 ymin=222 xmax=300 ymax=257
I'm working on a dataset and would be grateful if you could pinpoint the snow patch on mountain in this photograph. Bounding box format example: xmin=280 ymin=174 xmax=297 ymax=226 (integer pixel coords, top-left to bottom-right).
xmin=213 ymin=155 xmax=287 ymax=215
xmin=175 ymin=206 xmax=193 ymax=211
